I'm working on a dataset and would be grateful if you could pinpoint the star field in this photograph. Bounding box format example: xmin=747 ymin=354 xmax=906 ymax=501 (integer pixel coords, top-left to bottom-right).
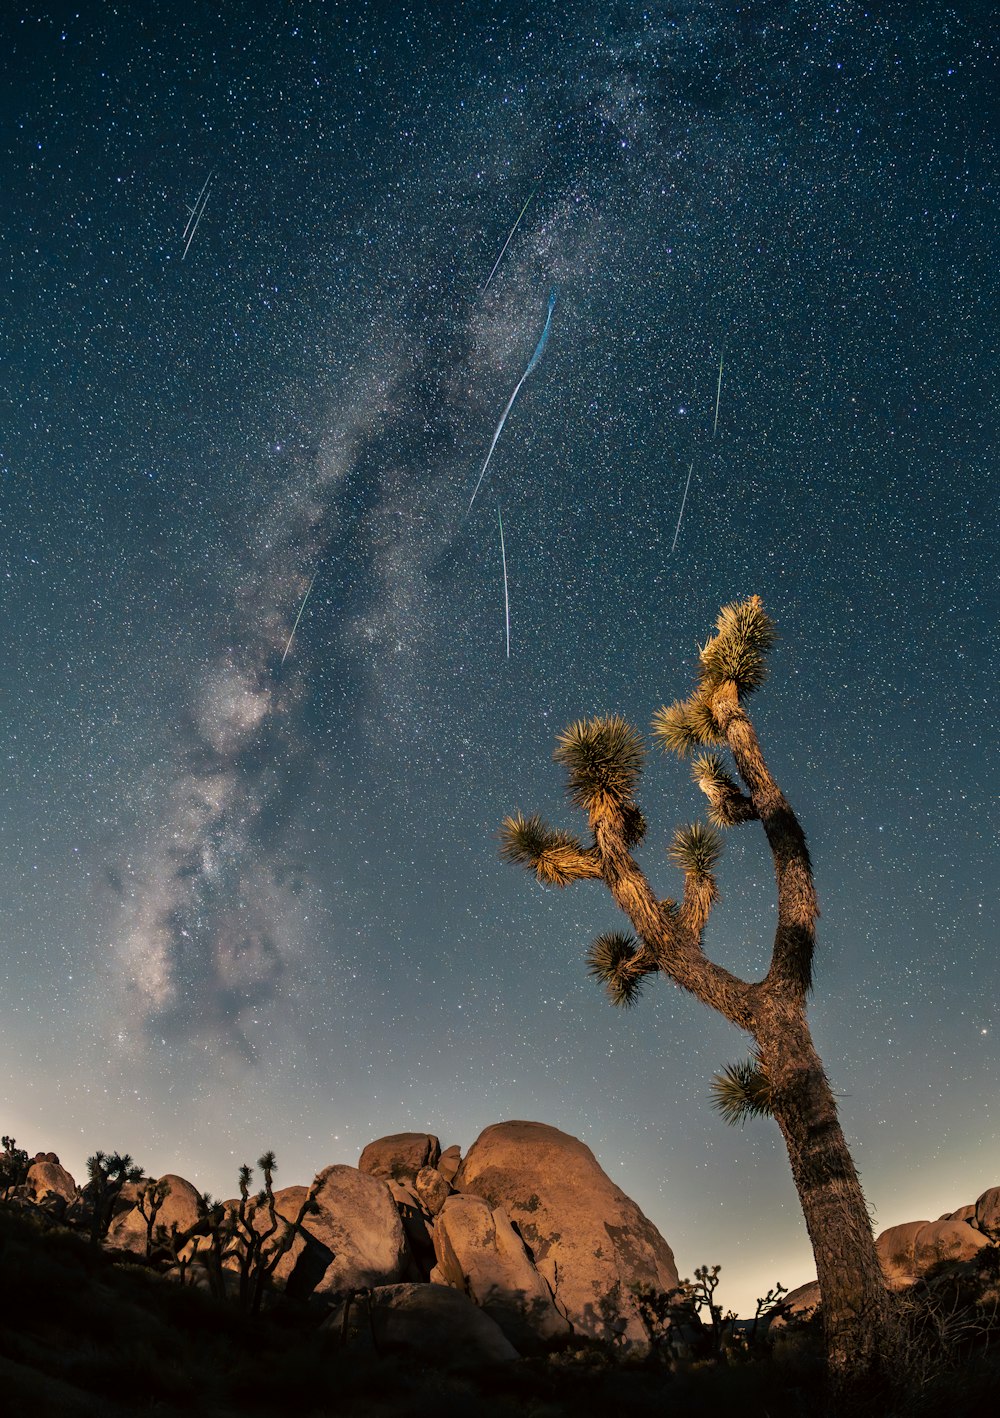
xmin=1 ymin=2 xmax=996 ymax=1314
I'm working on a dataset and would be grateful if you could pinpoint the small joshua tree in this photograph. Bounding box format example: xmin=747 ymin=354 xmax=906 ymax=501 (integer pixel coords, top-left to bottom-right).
xmin=135 ymin=1176 xmax=172 ymax=1260
xmin=501 ymin=596 xmax=890 ymax=1384
xmin=0 ymin=1136 xmax=30 ymax=1199
xmin=86 ymin=1150 xmax=144 ymax=1243
xmin=195 ymin=1151 xmax=320 ymax=1314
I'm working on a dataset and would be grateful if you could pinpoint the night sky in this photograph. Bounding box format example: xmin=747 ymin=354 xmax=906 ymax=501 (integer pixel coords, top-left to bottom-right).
xmin=2 ymin=2 xmax=996 ymax=1314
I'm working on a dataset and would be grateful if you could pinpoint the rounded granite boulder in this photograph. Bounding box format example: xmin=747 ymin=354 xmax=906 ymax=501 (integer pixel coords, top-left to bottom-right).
xmin=455 ymin=1120 xmax=679 ymax=1347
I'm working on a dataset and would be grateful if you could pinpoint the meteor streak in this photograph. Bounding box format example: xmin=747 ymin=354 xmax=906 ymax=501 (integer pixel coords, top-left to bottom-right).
xmin=481 ymin=185 xmax=538 ymax=294
xmin=468 ymin=288 xmax=558 ymax=513
xmin=183 ymin=170 xmax=213 ymax=239
xmin=182 ymin=170 xmax=213 ymax=259
xmin=280 ymin=572 xmax=317 ymax=665
xmin=712 ymin=343 xmax=725 ymax=437
xmin=497 ymin=505 xmax=510 ymax=658
xmin=669 ymin=462 xmax=694 ymax=555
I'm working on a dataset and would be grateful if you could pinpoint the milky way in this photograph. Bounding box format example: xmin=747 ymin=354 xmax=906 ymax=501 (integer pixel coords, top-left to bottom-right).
xmin=2 ymin=2 xmax=995 ymax=1314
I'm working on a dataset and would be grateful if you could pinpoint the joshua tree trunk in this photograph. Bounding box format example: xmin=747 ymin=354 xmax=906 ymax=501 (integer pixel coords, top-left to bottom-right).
xmin=757 ymin=1004 xmax=889 ymax=1376
xmin=500 ymin=597 xmax=891 ymax=1384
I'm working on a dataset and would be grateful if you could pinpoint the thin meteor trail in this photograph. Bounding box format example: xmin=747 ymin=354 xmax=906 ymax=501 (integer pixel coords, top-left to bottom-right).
xmin=670 ymin=462 xmax=694 ymax=555
xmin=280 ymin=572 xmax=317 ymax=665
xmin=183 ymin=170 xmax=214 ymax=240
xmin=481 ymin=186 xmax=538 ymax=294
xmin=468 ymin=287 xmax=558 ymax=513
xmin=497 ymin=505 xmax=510 ymax=658
xmin=182 ymin=172 xmax=213 ymax=259
xmin=712 ymin=343 xmax=725 ymax=437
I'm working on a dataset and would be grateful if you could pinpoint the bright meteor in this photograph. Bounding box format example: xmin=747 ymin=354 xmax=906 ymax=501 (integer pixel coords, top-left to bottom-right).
xmin=280 ymin=572 xmax=317 ymax=665
xmin=468 ymin=288 xmax=558 ymax=513
xmin=669 ymin=462 xmax=695 ymax=555
xmin=482 ymin=184 xmax=539 ymax=294
xmin=497 ymin=505 xmax=511 ymax=658
xmin=712 ymin=343 xmax=725 ymax=438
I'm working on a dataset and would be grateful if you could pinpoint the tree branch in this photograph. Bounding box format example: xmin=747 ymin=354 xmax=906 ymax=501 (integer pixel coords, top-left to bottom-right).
xmin=590 ymin=803 xmax=757 ymax=1030
xmin=499 ymin=812 xmax=603 ymax=887
xmin=691 ymin=754 xmax=759 ymax=827
xmin=709 ymin=682 xmax=818 ymax=996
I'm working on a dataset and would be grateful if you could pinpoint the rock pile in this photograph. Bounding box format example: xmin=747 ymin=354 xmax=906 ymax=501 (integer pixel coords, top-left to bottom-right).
xmin=5 ymin=1122 xmax=680 ymax=1356
xmin=785 ymin=1185 xmax=1000 ymax=1316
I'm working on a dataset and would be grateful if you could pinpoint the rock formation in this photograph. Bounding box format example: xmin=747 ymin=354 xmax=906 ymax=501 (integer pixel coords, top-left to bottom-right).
xmin=106 ymin=1173 xmax=202 ymax=1256
xmin=9 ymin=1123 xmax=1000 ymax=1355
xmin=24 ymin=1156 xmax=77 ymax=1208
xmin=358 ymin=1133 xmax=441 ymax=1183
xmin=454 ymin=1120 xmax=680 ymax=1346
xmin=431 ymin=1192 xmax=572 ymax=1351
xmin=786 ymin=1184 xmax=1000 ymax=1315
xmin=306 ymin=1164 xmax=411 ymax=1296
xmin=324 ymin=1282 xmax=519 ymax=1365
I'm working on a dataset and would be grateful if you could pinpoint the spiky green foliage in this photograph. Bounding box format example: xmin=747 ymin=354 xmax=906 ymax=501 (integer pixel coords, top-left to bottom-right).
xmin=698 ymin=594 xmax=777 ymax=696
xmin=651 ymin=692 xmax=725 ymax=758
xmin=554 ymin=714 xmax=645 ymax=811
xmin=499 ymin=812 xmax=598 ymax=886
xmin=586 ymin=930 xmax=647 ymax=1008
xmin=691 ymin=754 xmax=756 ymax=827
xmin=668 ymin=822 xmax=723 ymax=876
xmin=710 ymin=1057 xmax=774 ymax=1125
xmin=691 ymin=753 xmax=734 ymax=796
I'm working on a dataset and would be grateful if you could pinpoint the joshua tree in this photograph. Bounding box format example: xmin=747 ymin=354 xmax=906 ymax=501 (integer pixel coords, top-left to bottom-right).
xmin=135 ymin=1176 xmax=172 ymax=1260
xmin=86 ymin=1150 xmax=144 ymax=1243
xmin=0 ymin=1136 xmax=30 ymax=1199
xmin=501 ymin=596 xmax=890 ymax=1382
xmin=194 ymin=1152 xmax=320 ymax=1314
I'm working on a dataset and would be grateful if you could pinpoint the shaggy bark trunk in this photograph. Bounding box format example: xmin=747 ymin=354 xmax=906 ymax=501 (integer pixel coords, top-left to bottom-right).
xmin=757 ymin=1000 xmax=890 ymax=1380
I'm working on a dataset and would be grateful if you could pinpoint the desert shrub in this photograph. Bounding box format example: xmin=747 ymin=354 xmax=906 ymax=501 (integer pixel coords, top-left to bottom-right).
xmin=0 ymin=1135 xmax=30 ymax=1198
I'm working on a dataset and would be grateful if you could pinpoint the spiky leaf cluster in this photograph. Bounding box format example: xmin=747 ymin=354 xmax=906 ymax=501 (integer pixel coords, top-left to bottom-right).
xmin=698 ymin=595 xmax=777 ymax=697
xmin=691 ymin=754 xmax=733 ymax=797
xmin=691 ymin=754 xmax=755 ymax=827
xmin=586 ymin=930 xmax=648 ymax=1008
xmin=87 ymin=1150 xmax=143 ymax=1185
xmin=668 ymin=822 xmax=723 ymax=876
xmin=651 ymin=693 xmax=725 ymax=758
xmin=499 ymin=812 xmax=597 ymax=887
xmin=554 ymin=715 xmax=645 ymax=812
xmin=710 ymin=1057 xmax=774 ymax=1125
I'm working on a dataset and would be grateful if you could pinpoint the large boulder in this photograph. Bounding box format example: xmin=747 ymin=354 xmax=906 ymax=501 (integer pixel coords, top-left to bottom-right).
xmin=914 ymin=1219 xmax=990 ymax=1271
xmin=975 ymin=1187 xmax=1000 ymax=1239
xmin=414 ymin=1166 xmax=451 ymax=1217
xmin=785 ymin=1214 xmax=991 ymax=1317
xmin=359 ymin=1133 xmax=440 ymax=1184
xmin=106 ymin=1174 xmax=202 ymax=1255
xmin=876 ymin=1220 xmax=931 ymax=1288
xmin=875 ymin=1217 xmax=989 ymax=1288
xmin=939 ymin=1203 xmax=977 ymax=1226
xmin=781 ymin=1279 xmax=821 ymax=1317
xmin=306 ymin=1165 xmax=410 ymax=1296
xmin=437 ymin=1145 xmax=462 ymax=1184
xmin=24 ymin=1159 xmax=77 ymax=1207
xmin=433 ymin=1193 xmax=571 ymax=1351
xmin=455 ymin=1121 xmax=679 ymax=1347
xmin=324 ymin=1283 xmax=519 ymax=1364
